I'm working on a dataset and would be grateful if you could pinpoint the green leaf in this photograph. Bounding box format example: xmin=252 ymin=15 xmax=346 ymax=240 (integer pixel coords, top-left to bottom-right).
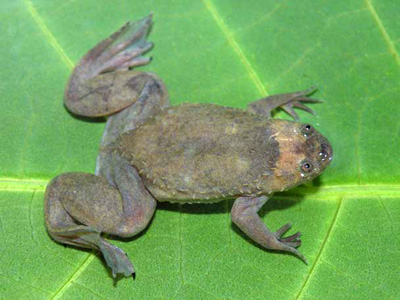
xmin=1 ymin=0 xmax=399 ymax=299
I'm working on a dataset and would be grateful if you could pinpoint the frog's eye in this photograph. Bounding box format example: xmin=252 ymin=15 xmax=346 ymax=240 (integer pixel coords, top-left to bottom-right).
xmin=300 ymin=161 xmax=313 ymax=173
xmin=301 ymin=124 xmax=314 ymax=137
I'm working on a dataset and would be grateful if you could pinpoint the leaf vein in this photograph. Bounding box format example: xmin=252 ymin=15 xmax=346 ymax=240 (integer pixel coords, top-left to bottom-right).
xmin=50 ymin=252 xmax=96 ymax=300
xmin=271 ymin=47 xmax=315 ymax=87
xmin=202 ymin=0 xmax=269 ymax=97
xmin=0 ymin=178 xmax=48 ymax=190
xmin=2 ymin=178 xmax=400 ymax=198
xmin=0 ymin=215 xmax=6 ymax=261
xmin=72 ymin=281 xmax=106 ymax=300
xmin=364 ymin=0 xmax=400 ymax=66
xmin=174 ymin=283 xmax=219 ymax=299
xmin=295 ymin=197 xmax=343 ymax=299
xmin=233 ymin=2 xmax=286 ymax=34
xmin=0 ymin=274 xmax=52 ymax=296
xmin=319 ymin=259 xmax=360 ymax=283
xmin=25 ymin=0 xmax=74 ymax=69
xmin=28 ymin=190 xmax=37 ymax=245
xmin=378 ymin=196 xmax=394 ymax=231
xmin=19 ymin=90 xmax=35 ymax=177
xmin=355 ymin=110 xmax=362 ymax=184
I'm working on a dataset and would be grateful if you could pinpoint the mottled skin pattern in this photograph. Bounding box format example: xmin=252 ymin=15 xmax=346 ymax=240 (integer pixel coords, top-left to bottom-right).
xmin=45 ymin=14 xmax=332 ymax=279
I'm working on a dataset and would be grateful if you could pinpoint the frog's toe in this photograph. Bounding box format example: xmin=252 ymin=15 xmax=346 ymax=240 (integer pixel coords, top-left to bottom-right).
xmin=100 ymin=42 xmax=153 ymax=73
xmin=95 ymin=14 xmax=154 ymax=74
xmin=280 ymin=231 xmax=301 ymax=243
xmin=274 ymin=222 xmax=292 ymax=237
xmin=270 ymin=234 xmax=307 ymax=263
xmin=280 ymin=244 xmax=308 ymax=265
xmin=274 ymin=224 xmax=302 ymax=250
xmin=279 ymin=241 xmax=301 ymax=248
xmin=110 ymin=14 xmax=153 ymax=55
xmin=274 ymin=223 xmax=301 ymax=241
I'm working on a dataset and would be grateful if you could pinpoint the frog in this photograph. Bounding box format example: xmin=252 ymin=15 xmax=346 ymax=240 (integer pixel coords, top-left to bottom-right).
xmin=44 ymin=14 xmax=332 ymax=279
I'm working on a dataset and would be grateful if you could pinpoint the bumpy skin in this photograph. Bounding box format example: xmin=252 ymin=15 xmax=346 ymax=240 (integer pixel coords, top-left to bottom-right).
xmin=45 ymin=14 xmax=332 ymax=280
xmin=117 ymin=104 xmax=330 ymax=202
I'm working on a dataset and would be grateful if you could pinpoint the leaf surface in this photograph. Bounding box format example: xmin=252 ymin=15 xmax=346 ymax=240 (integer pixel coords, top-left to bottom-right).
xmin=1 ymin=0 xmax=399 ymax=299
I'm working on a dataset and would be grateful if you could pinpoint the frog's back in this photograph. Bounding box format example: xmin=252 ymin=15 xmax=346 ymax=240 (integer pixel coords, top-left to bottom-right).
xmin=118 ymin=103 xmax=279 ymax=202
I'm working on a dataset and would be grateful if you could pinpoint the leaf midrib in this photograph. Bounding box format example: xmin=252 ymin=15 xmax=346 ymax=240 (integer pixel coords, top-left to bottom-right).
xmin=364 ymin=0 xmax=400 ymax=66
xmin=2 ymin=178 xmax=399 ymax=199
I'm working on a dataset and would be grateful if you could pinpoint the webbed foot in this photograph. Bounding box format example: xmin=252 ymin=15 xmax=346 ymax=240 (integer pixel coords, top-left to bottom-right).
xmin=99 ymin=239 xmax=135 ymax=278
xmin=64 ymin=13 xmax=167 ymax=117
xmin=93 ymin=14 xmax=154 ymax=75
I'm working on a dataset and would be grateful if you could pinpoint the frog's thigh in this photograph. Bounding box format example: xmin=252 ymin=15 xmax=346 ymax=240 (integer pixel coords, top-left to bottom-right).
xmin=46 ymin=172 xmax=155 ymax=238
xmin=44 ymin=175 xmax=100 ymax=248
xmin=44 ymin=173 xmax=136 ymax=277
xmin=45 ymin=170 xmax=156 ymax=277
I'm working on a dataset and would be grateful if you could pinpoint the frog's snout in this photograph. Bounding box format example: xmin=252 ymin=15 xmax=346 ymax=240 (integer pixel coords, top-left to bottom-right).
xmin=318 ymin=139 xmax=333 ymax=166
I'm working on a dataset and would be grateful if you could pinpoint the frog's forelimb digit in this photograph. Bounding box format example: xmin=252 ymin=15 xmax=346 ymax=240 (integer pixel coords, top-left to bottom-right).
xmin=247 ymin=86 xmax=321 ymax=120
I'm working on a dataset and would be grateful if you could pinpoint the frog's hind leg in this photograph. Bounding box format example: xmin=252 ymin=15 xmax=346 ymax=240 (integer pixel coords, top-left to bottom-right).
xmin=246 ymin=86 xmax=321 ymax=120
xmin=45 ymin=156 xmax=157 ymax=278
xmin=64 ymin=14 xmax=168 ymax=117
xmin=45 ymin=177 xmax=135 ymax=277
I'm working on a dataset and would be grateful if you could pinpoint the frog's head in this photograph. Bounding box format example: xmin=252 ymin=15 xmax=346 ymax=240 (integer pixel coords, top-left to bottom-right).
xmin=270 ymin=120 xmax=332 ymax=191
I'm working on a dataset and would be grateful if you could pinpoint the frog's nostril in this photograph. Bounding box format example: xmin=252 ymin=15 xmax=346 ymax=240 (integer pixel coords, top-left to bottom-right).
xmin=319 ymin=143 xmax=332 ymax=163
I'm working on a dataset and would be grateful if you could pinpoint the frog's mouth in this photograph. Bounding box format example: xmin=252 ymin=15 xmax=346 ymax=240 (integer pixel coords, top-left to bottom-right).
xmin=298 ymin=134 xmax=333 ymax=181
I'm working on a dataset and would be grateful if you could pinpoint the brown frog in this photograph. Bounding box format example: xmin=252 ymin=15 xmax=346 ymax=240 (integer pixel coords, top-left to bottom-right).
xmin=44 ymin=14 xmax=332 ymax=279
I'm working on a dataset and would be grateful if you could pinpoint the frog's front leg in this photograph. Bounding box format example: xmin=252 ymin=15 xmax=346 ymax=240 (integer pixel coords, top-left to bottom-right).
xmin=64 ymin=14 xmax=168 ymax=117
xmin=45 ymin=153 xmax=156 ymax=278
xmin=247 ymin=86 xmax=321 ymax=120
xmin=231 ymin=196 xmax=307 ymax=264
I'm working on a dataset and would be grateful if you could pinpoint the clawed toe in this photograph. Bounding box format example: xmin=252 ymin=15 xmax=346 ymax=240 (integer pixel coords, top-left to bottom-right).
xmin=275 ymin=223 xmax=301 ymax=243
xmin=106 ymin=41 xmax=153 ymax=72
xmin=274 ymin=224 xmax=304 ymax=260
xmin=282 ymin=240 xmax=301 ymax=247
xmin=280 ymin=231 xmax=301 ymax=243
xmin=274 ymin=222 xmax=292 ymax=237
xmin=109 ymin=14 xmax=153 ymax=56
xmin=284 ymin=245 xmax=308 ymax=264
